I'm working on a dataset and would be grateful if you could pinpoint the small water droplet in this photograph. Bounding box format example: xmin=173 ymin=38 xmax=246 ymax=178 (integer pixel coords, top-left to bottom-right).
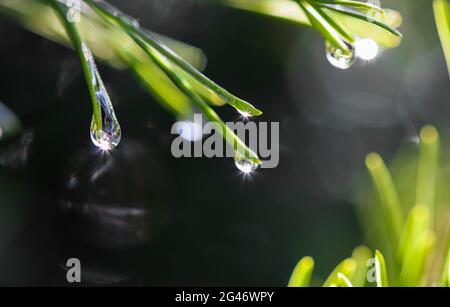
xmin=237 ymin=110 xmax=251 ymax=118
xmin=325 ymin=41 xmax=356 ymax=70
xmin=234 ymin=153 xmax=259 ymax=174
xmin=82 ymin=43 xmax=121 ymax=150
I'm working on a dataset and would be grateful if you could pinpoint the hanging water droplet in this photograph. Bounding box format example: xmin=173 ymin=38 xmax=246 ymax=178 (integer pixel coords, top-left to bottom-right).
xmin=81 ymin=43 xmax=121 ymax=150
xmin=237 ymin=109 xmax=251 ymax=118
xmin=325 ymin=41 xmax=356 ymax=70
xmin=90 ymin=91 xmax=121 ymax=151
xmin=234 ymin=153 xmax=260 ymax=174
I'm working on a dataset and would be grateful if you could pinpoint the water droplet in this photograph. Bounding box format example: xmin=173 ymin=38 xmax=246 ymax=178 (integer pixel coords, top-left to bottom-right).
xmin=234 ymin=153 xmax=259 ymax=174
xmin=82 ymin=43 xmax=121 ymax=150
xmin=325 ymin=41 xmax=356 ymax=70
xmin=90 ymin=91 xmax=121 ymax=151
xmin=237 ymin=110 xmax=251 ymax=118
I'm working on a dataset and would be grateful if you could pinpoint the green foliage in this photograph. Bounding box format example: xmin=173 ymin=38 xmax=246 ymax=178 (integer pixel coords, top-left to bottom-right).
xmin=349 ymin=246 xmax=371 ymax=286
xmin=323 ymin=258 xmax=356 ymax=287
xmin=288 ymin=247 xmax=362 ymax=287
xmin=365 ymin=152 xmax=404 ymax=251
xmin=360 ymin=126 xmax=447 ymax=286
xmin=374 ymin=250 xmax=388 ymax=287
xmin=289 ymin=126 xmax=450 ymax=287
xmin=47 ymin=0 xmax=103 ymax=130
xmin=212 ymin=0 xmax=402 ymax=49
xmin=0 ymin=0 xmax=205 ymax=116
xmin=0 ymin=0 xmax=263 ymax=161
xmin=0 ymin=0 xmax=403 ymax=161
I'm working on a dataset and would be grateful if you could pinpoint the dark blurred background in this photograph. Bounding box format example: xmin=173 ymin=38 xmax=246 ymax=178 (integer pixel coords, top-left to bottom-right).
xmin=0 ymin=0 xmax=448 ymax=286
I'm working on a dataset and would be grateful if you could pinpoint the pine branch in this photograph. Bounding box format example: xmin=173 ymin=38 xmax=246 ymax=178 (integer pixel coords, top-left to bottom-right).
xmin=47 ymin=0 xmax=103 ymax=130
xmin=211 ymin=0 xmax=402 ymax=49
xmin=0 ymin=0 xmax=403 ymax=161
xmin=289 ymin=127 xmax=448 ymax=287
xmin=0 ymin=0 xmax=262 ymax=160
xmin=84 ymin=0 xmax=262 ymax=117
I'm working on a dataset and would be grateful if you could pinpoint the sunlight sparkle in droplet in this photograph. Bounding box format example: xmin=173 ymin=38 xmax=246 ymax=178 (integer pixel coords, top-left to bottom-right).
xmin=93 ymin=138 xmax=114 ymax=151
xmin=234 ymin=155 xmax=260 ymax=174
xmin=238 ymin=110 xmax=251 ymax=119
xmin=355 ymin=39 xmax=379 ymax=61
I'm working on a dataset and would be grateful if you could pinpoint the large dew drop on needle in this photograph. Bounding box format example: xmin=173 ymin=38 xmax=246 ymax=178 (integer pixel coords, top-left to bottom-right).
xmin=325 ymin=41 xmax=356 ymax=70
xmin=82 ymin=43 xmax=121 ymax=151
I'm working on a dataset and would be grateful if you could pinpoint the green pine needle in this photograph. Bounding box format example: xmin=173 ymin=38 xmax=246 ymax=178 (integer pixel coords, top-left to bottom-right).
xmin=84 ymin=0 xmax=263 ymax=117
xmin=365 ymin=153 xmax=404 ymax=250
xmin=47 ymin=0 xmax=103 ymax=130
xmin=313 ymin=5 xmax=355 ymax=44
xmin=375 ymin=250 xmax=389 ymax=287
xmin=336 ymin=273 xmax=353 ymax=287
xmin=288 ymin=256 xmax=314 ymax=287
xmin=323 ymin=258 xmax=357 ymax=287
xmin=416 ymin=126 xmax=439 ymax=220
xmin=321 ymin=4 xmax=402 ymax=38
xmin=350 ymin=246 xmax=372 ymax=287
xmin=433 ymin=0 xmax=450 ymax=77
xmin=441 ymin=246 xmax=450 ymax=286
xmin=297 ymin=0 xmax=352 ymax=55
xmin=288 ymin=256 xmax=315 ymax=287
xmin=212 ymin=0 xmax=402 ymax=50
xmin=309 ymin=0 xmax=385 ymax=14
